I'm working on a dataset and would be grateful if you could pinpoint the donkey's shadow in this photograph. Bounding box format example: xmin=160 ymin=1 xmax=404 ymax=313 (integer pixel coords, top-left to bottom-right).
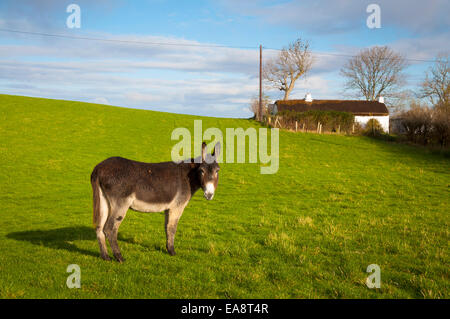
xmin=7 ymin=226 xmax=99 ymax=257
xmin=7 ymin=226 xmax=158 ymax=258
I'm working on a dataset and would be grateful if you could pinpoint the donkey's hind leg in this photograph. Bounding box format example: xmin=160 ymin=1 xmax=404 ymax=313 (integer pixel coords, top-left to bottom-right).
xmin=104 ymin=199 xmax=131 ymax=263
xmin=96 ymin=188 xmax=110 ymax=261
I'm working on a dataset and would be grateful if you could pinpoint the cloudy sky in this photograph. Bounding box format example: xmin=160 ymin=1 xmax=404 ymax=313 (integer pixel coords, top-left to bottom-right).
xmin=0 ymin=0 xmax=449 ymax=117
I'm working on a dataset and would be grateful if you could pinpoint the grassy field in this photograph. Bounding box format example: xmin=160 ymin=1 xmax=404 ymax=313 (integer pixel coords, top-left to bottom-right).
xmin=0 ymin=94 xmax=448 ymax=298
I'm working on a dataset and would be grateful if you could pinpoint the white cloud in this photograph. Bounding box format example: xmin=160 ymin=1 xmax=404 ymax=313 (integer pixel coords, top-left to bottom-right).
xmin=219 ymin=0 xmax=449 ymax=35
xmin=390 ymin=34 xmax=450 ymax=62
xmin=91 ymin=97 xmax=110 ymax=105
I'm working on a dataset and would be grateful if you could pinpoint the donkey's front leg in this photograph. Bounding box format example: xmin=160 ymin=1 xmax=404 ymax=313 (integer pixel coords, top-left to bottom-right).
xmin=164 ymin=207 xmax=184 ymax=256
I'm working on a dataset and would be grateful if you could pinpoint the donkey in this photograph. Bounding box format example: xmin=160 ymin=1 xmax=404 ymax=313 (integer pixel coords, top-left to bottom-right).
xmin=90 ymin=142 xmax=220 ymax=262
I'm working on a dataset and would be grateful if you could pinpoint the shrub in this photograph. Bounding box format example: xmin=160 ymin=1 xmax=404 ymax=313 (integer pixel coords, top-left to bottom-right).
xmin=352 ymin=122 xmax=363 ymax=134
xmin=363 ymin=118 xmax=384 ymax=136
xmin=395 ymin=100 xmax=449 ymax=148
xmin=432 ymin=105 xmax=450 ymax=147
xmin=401 ymin=105 xmax=433 ymax=145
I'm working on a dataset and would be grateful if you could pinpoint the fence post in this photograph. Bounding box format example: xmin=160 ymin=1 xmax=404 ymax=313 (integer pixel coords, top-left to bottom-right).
xmin=275 ymin=116 xmax=281 ymax=128
xmin=295 ymin=121 xmax=298 ymax=132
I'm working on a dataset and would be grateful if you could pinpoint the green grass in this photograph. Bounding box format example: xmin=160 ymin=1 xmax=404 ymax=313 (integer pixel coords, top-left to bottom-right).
xmin=0 ymin=94 xmax=448 ymax=299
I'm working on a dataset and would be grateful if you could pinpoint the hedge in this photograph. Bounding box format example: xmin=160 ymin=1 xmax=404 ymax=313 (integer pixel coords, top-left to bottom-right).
xmin=276 ymin=110 xmax=355 ymax=133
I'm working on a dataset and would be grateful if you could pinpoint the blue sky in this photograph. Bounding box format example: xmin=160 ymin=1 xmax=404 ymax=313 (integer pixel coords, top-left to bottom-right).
xmin=0 ymin=0 xmax=448 ymax=117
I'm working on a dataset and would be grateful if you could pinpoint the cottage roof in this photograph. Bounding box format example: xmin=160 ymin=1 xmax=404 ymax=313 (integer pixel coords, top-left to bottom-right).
xmin=275 ymin=99 xmax=389 ymax=116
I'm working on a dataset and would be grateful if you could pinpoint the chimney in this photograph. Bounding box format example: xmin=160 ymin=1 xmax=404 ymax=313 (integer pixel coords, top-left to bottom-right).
xmin=378 ymin=96 xmax=384 ymax=104
xmin=305 ymin=93 xmax=313 ymax=102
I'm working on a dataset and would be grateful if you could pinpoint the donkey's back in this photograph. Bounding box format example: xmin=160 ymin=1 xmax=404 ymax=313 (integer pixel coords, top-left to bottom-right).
xmin=92 ymin=156 xmax=180 ymax=187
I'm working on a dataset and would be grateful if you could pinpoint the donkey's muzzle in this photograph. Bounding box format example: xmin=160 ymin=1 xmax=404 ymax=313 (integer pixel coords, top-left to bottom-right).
xmin=204 ymin=192 xmax=214 ymax=200
xmin=204 ymin=182 xmax=215 ymax=200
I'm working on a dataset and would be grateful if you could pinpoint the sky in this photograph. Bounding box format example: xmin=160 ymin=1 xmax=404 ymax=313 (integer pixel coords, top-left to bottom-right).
xmin=0 ymin=0 xmax=449 ymax=118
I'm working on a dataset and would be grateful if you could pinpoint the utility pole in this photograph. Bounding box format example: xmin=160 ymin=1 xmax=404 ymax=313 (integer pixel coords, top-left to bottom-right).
xmin=259 ymin=44 xmax=262 ymax=122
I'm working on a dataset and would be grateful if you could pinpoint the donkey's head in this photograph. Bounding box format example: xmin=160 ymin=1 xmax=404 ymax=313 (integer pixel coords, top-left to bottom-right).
xmin=198 ymin=142 xmax=220 ymax=200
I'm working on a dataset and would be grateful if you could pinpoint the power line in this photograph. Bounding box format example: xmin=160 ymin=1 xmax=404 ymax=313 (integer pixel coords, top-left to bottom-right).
xmin=0 ymin=28 xmax=258 ymax=50
xmin=0 ymin=28 xmax=440 ymax=63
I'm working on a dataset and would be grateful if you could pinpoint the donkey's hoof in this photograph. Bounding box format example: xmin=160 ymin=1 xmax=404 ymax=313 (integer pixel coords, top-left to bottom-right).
xmin=168 ymin=250 xmax=176 ymax=256
xmin=101 ymin=255 xmax=111 ymax=261
xmin=114 ymin=254 xmax=124 ymax=263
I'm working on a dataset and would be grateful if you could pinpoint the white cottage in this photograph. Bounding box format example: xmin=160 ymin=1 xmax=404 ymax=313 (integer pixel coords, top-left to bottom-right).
xmin=274 ymin=94 xmax=390 ymax=133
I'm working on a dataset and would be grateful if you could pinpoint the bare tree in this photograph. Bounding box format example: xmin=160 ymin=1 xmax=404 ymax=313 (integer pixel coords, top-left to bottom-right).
xmin=387 ymin=89 xmax=414 ymax=115
xmin=419 ymin=54 xmax=449 ymax=107
xmin=249 ymin=94 xmax=271 ymax=119
xmin=340 ymin=46 xmax=407 ymax=101
xmin=263 ymin=38 xmax=313 ymax=100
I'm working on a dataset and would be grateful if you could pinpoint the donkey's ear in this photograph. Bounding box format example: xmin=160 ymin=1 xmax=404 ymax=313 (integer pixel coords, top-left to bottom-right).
xmin=201 ymin=142 xmax=207 ymax=162
xmin=212 ymin=142 xmax=221 ymax=158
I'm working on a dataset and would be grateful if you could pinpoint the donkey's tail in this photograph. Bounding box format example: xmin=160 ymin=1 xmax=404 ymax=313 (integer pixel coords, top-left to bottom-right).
xmin=91 ymin=169 xmax=103 ymax=228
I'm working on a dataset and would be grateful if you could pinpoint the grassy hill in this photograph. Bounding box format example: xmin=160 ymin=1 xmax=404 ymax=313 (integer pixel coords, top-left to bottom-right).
xmin=0 ymin=94 xmax=448 ymax=298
